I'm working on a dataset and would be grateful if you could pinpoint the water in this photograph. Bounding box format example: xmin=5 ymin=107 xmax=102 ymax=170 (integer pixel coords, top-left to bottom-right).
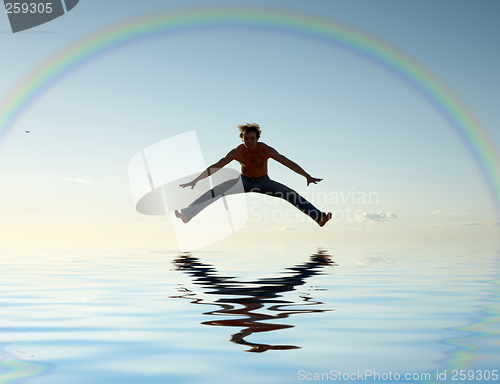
xmin=0 ymin=238 xmax=498 ymax=383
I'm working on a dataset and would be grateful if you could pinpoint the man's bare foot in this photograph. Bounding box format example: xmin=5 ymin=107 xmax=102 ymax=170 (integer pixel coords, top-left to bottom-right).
xmin=175 ymin=209 xmax=189 ymax=223
xmin=317 ymin=212 xmax=332 ymax=227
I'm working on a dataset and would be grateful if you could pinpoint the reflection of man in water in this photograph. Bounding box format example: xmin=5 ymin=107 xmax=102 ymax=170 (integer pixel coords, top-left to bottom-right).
xmin=171 ymin=249 xmax=335 ymax=352
xmin=175 ymin=123 xmax=332 ymax=226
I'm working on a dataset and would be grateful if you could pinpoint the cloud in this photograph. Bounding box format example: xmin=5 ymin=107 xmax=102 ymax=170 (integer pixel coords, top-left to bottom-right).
xmin=63 ymin=178 xmax=101 ymax=186
xmin=356 ymin=212 xmax=398 ymax=223
xmin=431 ymin=210 xmax=444 ymax=214
xmin=278 ymin=225 xmax=295 ymax=231
xmin=344 ymin=227 xmax=370 ymax=231
xmin=460 ymin=221 xmax=499 ymax=226
xmin=432 ymin=221 xmax=499 ymax=226
xmin=431 ymin=210 xmax=469 ymax=215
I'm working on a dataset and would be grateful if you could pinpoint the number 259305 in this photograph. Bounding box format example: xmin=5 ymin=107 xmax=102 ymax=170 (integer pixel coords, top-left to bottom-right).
xmin=5 ymin=3 xmax=53 ymax=14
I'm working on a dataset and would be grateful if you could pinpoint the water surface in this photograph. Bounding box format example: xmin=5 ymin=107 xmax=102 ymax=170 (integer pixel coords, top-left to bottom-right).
xmin=0 ymin=239 xmax=498 ymax=383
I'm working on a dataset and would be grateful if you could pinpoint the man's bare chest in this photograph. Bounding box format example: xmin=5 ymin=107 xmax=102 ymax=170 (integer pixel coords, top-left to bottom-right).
xmin=237 ymin=150 xmax=268 ymax=167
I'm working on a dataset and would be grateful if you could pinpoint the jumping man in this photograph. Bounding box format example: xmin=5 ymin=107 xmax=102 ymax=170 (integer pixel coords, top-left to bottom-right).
xmin=175 ymin=123 xmax=332 ymax=227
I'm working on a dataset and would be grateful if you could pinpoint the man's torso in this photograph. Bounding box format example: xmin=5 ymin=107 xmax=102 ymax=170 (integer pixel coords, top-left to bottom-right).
xmin=234 ymin=142 xmax=270 ymax=178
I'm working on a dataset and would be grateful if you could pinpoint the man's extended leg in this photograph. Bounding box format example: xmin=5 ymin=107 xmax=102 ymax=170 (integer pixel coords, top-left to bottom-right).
xmin=247 ymin=175 xmax=332 ymax=226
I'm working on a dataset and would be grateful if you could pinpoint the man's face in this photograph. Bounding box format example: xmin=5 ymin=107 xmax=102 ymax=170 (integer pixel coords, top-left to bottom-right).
xmin=242 ymin=131 xmax=258 ymax=149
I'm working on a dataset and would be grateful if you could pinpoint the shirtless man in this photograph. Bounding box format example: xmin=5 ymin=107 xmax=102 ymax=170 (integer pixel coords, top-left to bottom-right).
xmin=175 ymin=123 xmax=332 ymax=227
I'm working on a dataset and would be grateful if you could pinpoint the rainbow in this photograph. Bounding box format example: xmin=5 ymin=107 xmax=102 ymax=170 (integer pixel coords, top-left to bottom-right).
xmin=1 ymin=7 xmax=499 ymax=218
xmin=0 ymin=5 xmax=498 ymax=377
xmin=417 ymin=259 xmax=500 ymax=384
xmin=0 ymin=343 xmax=51 ymax=384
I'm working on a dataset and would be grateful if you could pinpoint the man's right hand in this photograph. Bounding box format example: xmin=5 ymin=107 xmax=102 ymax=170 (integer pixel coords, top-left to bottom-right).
xmin=179 ymin=180 xmax=197 ymax=189
xmin=306 ymin=176 xmax=323 ymax=186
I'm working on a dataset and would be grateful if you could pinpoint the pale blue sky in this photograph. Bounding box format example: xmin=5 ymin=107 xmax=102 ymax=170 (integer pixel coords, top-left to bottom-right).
xmin=0 ymin=0 xmax=499 ymax=241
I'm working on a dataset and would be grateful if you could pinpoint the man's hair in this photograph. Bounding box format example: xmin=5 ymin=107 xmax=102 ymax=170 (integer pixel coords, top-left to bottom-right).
xmin=237 ymin=123 xmax=261 ymax=139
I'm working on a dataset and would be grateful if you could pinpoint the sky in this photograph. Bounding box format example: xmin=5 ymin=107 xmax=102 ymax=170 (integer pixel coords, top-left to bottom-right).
xmin=0 ymin=0 xmax=499 ymax=244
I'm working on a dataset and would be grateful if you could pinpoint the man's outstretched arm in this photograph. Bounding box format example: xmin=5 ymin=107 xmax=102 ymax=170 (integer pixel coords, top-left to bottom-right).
xmin=179 ymin=149 xmax=236 ymax=189
xmin=268 ymin=147 xmax=323 ymax=186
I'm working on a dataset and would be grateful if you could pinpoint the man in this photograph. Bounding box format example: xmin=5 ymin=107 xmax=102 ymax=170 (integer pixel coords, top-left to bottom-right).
xmin=175 ymin=123 xmax=332 ymax=227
